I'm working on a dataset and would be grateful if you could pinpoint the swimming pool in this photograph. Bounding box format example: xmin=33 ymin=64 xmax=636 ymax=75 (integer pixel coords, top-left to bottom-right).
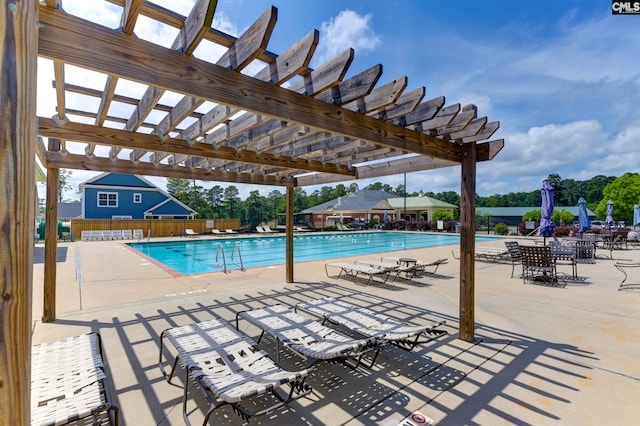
xmin=128 ymin=231 xmax=495 ymax=274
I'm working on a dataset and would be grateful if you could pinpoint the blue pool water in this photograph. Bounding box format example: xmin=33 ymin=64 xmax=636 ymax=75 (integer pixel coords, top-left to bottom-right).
xmin=128 ymin=231 xmax=494 ymax=275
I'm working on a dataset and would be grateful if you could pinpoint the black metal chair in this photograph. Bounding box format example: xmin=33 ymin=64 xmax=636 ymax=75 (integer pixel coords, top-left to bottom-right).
xmin=504 ymin=241 xmax=523 ymax=278
xmin=521 ymin=245 xmax=557 ymax=284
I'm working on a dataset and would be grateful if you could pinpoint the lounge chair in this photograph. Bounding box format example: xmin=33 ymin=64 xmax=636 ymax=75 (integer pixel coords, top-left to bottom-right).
xmin=256 ymin=226 xmax=266 ymax=233
xmin=31 ymin=332 xmax=119 ymax=426
xmin=225 ymin=229 xmax=238 ymax=234
xmin=294 ymin=226 xmax=311 ymax=232
xmin=185 ymin=228 xmax=198 ymax=237
xmin=121 ymin=229 xmax=133 ymax=239
xmin=102 ymin=230 xmax=113 ymax=240
xmin=295 ymin=297 xmax=446 ymax=351
xmin=325 ymin=261 xmax=391 ymax=286
xmin=111 ymin=229 xmax=123 ymax=240
xmin=263 ymin=225 xmax=277 ymax=233
xmin=355 ymin=259 xmax=411 ymax=280
xmin=380 ymin=256 xmax=448 ymax=275
xmin=236 ymin=304 xmax=384 ymax=368
xmin=132 ymin=229 xmax=144 ymax=240
xmin=451 ymin=246 xmax=508 ymax=262
xmin=159 ymin=317 xmax=312 ymax=425
xmin=211 ymin=229 xmax=222 ymax=235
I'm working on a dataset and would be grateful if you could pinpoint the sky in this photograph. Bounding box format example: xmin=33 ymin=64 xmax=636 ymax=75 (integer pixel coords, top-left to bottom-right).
xmin=36 ymin=0 xmax=640 ymax=201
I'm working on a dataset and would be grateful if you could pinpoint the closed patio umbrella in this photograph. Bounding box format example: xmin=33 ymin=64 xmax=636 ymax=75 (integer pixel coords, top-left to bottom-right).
xmin=633 ymin=205 xmax=640 ymax=229
xmin=578 ymin=197 xmax=590 ymax=233
xmin=605 ymin=200 xmax=614 ymax=227
xmin=539 ymin=181 xmax=555 ymax=243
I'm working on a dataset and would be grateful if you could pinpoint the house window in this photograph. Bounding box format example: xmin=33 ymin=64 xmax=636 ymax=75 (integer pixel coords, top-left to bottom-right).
xmin=98 ymin=192 xmax=118 ymax=207
xmin=133 ymin=193 xmax=142 ymax=203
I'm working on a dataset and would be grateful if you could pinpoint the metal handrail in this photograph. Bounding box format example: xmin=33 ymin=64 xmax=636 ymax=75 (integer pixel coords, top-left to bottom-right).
xmin=214 ymin=243 xmax=228 ymax=273
xmin=230 ymin=242 xmax=245 ymax=271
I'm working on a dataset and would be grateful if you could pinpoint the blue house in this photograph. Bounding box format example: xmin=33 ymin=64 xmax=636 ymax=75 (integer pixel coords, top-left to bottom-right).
xmin=80 ymin=173 xmax=196 ymax=219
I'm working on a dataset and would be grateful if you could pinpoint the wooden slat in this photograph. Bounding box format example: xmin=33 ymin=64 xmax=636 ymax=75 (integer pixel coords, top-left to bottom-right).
xmin=462 ymin=121 xmax=500 ymax=143
xmin=123 ymin=0 xmax=218 ymax=134
xmin=216 ymin=63 xmax=383 ymax=172
xmin=87 ymin=0 xmax=143 ymax=155
xmin=43 ymin=167 xmax=59 ymax=322
xmin=37 ymin=117 xmax=354 ymax=176
xmin=153 ymin=3 xmax=277 ymax=157
xmin=163 ymin=27 xmax=318 ymax=165
xmin=1 ymin=0 xmax=37 ymax=424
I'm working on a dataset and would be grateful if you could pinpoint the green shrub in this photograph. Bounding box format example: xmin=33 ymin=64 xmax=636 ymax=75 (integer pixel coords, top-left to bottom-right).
xmin=494 ymin=223 xmax=509 ymax=235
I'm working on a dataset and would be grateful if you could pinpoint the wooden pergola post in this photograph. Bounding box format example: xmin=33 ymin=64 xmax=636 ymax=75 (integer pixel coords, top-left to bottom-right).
xmin=285 ymin=186 xmax=294 ymax=282
xmin=0 ymin=0 xmax=38 ymax=424
xmin=43 ymin=162 xmax=59 ymax=322
xmin=459 ymin=142 xmax=477 ymax=342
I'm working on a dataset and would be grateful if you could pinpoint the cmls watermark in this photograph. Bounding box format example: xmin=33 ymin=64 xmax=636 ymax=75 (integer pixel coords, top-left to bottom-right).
xmin=612 ymin=1 xmax=640 ymax=14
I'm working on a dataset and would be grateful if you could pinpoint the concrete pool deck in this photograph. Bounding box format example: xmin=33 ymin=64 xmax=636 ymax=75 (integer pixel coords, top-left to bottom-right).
xmin=31 ymin=232 xmax=640 ymax=425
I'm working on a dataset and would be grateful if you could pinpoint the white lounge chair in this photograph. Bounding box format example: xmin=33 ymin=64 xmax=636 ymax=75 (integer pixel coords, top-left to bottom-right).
xmin=256 ymin=226 xmax=266 ymax=233
xmin=296 ymin=297 xmax=446 ymax=351
xmin=132 ymin=229 xmax=144 ymax=240
xmin=111 ymin=229 xmax=123 ymax=240
xmin=236 ymin=304 xmax=384 ymax=368
xmin=211 ymin=229 xmax=222 ymax=235
xmin=225 ymin=229 xmax=238 ymax=234
xmin=325 ymin=261 xmax=392 ymax=286
xmin=263 ymin=225 xmax=277 ymax=233
xmin=185 ymin=228 xmax=198 ymax=237
xmin=159 ymin=317 xmax=311 ymax=424
xmin=381 ymin=256 xmax=449 ymax=275
xmin=121 ymin=229 xmax=133 ymax=239
xmin=31 ymin=333 xmax=119 ymax=426
xmin=102 ymin=230 xmax=113 ymax=240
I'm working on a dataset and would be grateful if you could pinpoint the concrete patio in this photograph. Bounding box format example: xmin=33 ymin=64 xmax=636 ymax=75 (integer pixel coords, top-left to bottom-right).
xmin=31 ymin=234 xmax=640 ymax=425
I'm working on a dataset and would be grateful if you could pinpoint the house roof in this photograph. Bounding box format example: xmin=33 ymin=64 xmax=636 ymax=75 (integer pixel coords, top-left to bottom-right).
xmin=477 ymin=206 xmax=596 ymax=217
xmin=302 ymin=190 xmax=396 ymax=213
xmin=387 ymin=196 xmax=457 ymax=209
xmin=80 ymin=173 xmax=197 ymax=214
xmin=57 ymin=203 xmax=82 ymax=219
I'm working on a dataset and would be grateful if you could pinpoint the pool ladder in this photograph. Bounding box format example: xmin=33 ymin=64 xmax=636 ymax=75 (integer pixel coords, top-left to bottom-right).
xmin=214 ymin=242 xmax=245 ymax=273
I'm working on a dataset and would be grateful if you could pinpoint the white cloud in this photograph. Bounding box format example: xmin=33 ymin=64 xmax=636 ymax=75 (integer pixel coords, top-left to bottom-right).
xmin=314 ymin=10 xmax=381 ymax=66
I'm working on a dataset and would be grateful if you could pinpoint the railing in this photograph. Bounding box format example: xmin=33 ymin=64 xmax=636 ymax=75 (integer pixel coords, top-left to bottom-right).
xmin=214 ymin=243 xmax=228 ymax=273
xmin=230 ymin=242 xmax=246 ymax=271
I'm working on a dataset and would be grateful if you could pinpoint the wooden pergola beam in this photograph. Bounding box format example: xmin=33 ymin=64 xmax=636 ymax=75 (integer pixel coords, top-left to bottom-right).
xmin=37 ymin=6 xmax=463 ymax=163
xmin=38 ymin=117 xmax=354 ymax=176
xmin=45 ymin=151 xmax=295 ymax=186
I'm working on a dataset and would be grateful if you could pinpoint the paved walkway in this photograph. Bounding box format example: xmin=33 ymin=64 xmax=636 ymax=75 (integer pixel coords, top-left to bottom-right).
xmin=31 ymin=233 xmax=640 ymax=425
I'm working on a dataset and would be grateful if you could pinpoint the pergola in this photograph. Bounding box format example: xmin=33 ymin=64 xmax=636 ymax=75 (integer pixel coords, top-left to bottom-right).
xmin=1 ymin=1 xmax=503 ymax=423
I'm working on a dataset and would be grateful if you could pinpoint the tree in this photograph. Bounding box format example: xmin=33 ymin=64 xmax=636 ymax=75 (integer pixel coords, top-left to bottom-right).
xmin=206 ymin=185 xmax=224 ymax=218
xmin=551 ymin=209 xmax=575 ymax=226
xmin=594 ymin=173 xmax=640 ymax=224
xmin=431 ymin=209 xmax=452 ymax=221
xmin=223 ymin=186 xmax=241 ymax=218
xmin=166 ymin=178 xmax=191 ymax=205
xmin=58 ymin=169 xmax=73 ymax=202
xmin=522 ymin=210 xmax=541 ymax=221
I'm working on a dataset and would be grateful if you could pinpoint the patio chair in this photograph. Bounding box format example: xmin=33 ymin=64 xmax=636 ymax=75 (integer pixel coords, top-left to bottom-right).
xmin=256 ymin=226 xmax=266 ymax=233
xmin=185 ymin=228 xmax=198 ymax=237
xmin=325 ymin=261 xmax=392 ymax=286
xmin=121 ymin=229 xmax=133 ymax=239
xmin=295 ymin=297 xmax=446 ymax=351
xmin=549 ymin=240 xmax=577 ymax=279
xmin=381 ymin=256 xmax=448 ymax=275
xmin=31 ymin=332 xmax=119 ymax=426
xmin=575 ymin=239 xmax=596 ymax=264
xmin=132 ymin=229 xmax=144 ymax=240
xmin=355 ymin=259 xmax=409 ymax=280
xmin=236 ymin=304 xmax=384 ymax=368
xmin=263 ymin=225 xmax=277 ymax=233
xmin=211 ymin=229 xmax=222 ymax=235
xmin=504 ymin=241 xmax=523 ymax=278
xmin=225 ymin=229 xmax=238 ymax=234
xmin=159 ymin=317 xmax=312 ymax=425
xmin=614 ymin=262 xmax=640 ymax=290
xmin=521 ymin=245 xmax=557 ymax=284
